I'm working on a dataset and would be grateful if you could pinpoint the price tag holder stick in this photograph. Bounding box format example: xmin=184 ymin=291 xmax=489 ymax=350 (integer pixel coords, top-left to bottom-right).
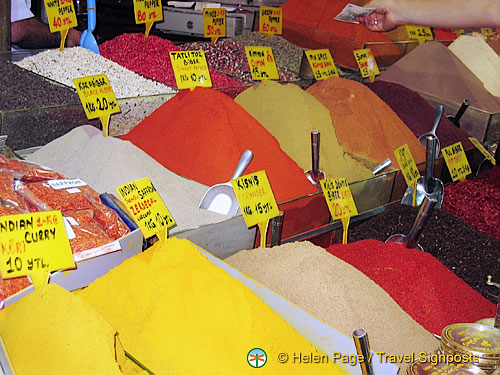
xmin=28 ymin=271 xmax=50 ymax=289
xmin=100 ymin=113 xmax=111 ymax=137
xmin=156 ymin=226 xmax=167 ymax=245
xmin=257 ymin=220 xmax=270 ymax=248
xmin=59 ymin=28 xmax=69 ymax=51
xmin=341 ymin=217 xmax=350 ymax=244
xmin=145 ymin=22 xmax=154 ymax=38
xmin=412 ymin=181 xmax=417 ymax=207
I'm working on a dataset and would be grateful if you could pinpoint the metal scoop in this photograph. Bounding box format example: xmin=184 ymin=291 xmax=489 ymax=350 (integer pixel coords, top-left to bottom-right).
xmin=447 ymin=99 xmax=470 ymax=128
xmin=305 ymin=130 xmax=325 ymax=188
xmin=387 ymin=196 xmax=438 ymax=251
xmin=401 ymin=136 xmax=444 ymax=208
xmin=80 ymin=0 xmax=100 ymax=55
xmin=418 ymin=105 xmax=443 ymax=159
xmin=198 ymin=150 xmax=253 ymax=216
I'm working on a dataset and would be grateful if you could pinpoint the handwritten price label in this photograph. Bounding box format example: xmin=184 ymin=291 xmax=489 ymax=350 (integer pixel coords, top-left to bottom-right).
xmin=405 ymin=25 xmax=433 ymax=44
xmin=73 ymin=74 xmax=120 ymax=120
xmin=305 ymin=49 xmax=339 ymax=80
xmin=394 ymin=144 xmax=421 ymax=187
xmin=481 ymin=28 xmax=493 ymax=37
xmin=116 ymin=177 xmax=176 ymax=239
xmin=44 ymin=0 xmax=78 ymax=33
xmin=320 ymin=178 xmax=358 ymax=221
xmin=259 ymin=6 xmax=282 ymax=36
xmin=133 ymin=0 xmax=163 ymax=24
xmin=204 ymin=8 xmax=226 ymax=40
xmin=170 ymin=51 xmax=212 ymax=90
xmin=353 ymin=48 xmax=379 ymax=79
xmin=0 ymin=211 xmax=75 ymax=279
xmin=245 ymin=46 xmax=279 ymax=81
xmin=231 ymin=170 xmax=280 ymax=228
xmin=442 ymin=142 xmax=472 ymax=182
xmin=469 ymin=137 xmax=496 ymax=165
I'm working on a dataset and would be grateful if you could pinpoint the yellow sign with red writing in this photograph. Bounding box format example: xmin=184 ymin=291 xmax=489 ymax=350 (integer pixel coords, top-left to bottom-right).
xmin=353 ymin=48 xmax=379 ymax=81
xmin=203 ymin=8 xmax=226 ymax=41
xmin=116 ymin=177 xmax=176 ymax=242
xmin=0 ymin=211 xmax=75 ymax=279
xmin=133 ymin=0 xmax=163 ymax=37
xmin=245 ymin=46 xmax=279 ymax=81
xmin=394 ymin=144 xmax=421 ymax=187
xmin=43 ymin=0 xmax=78 ymax=50
xmin=259 ymin=6 xmax=282 ymax=36
xmin=169 ymin=51 xmax=213 ymax=90
xmin=305 ymin=49 xmax=339 ymax=80
xmin=442 ymin=142 xmax=472 ymax=182
xmin=406 ymin=25 xmax=433 ymax=44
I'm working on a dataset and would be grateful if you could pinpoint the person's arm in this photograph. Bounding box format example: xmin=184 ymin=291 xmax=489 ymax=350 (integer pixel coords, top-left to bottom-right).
xmin=11 ymin=17 xmax=81 ymax=49
xmin=357 ymin=0 xmax=500 ymax=31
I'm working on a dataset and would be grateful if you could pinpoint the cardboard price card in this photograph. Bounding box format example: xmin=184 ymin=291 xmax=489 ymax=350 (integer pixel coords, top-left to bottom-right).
xmin=44 ymin=0 xmax=78 ymax=50
xmin=468 ymin=137 xmax=496 ymax=165
xmin=0 ymin=211 xmax=75 ymax=279
xmin=231 ymin=170 xmax=280 ymax=229
xmin=116 ymin=177 xmax=176 ymax=239
xmin=394 ymin=144 xmax=420 ymax=187
xmin=320 ymin=178 xmax=358 ymax=221
xmin=245 ymin=46 xmax=279 ymax=81
xmin=204 ymin=8 xmax=226 ymax=40
xmin=442 ymin=142 xmax=472 ymax=182
xmin=405 ymin=25 xmax=433 ymax=44
xmin=259 ymin=6 xmax=282 ymax=36
xmin=305 ymin=49 xmax=339 ymax=80
xmin=353 ymin=48 xmax=379 ymax=80
xmin=169 ymin=51 xmax=213 ymax=90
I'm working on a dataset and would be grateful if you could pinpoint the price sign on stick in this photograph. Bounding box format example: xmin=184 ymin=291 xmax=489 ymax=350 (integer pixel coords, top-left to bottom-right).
xmin=170 ymin=51 xmax=213 ymax=90
xmin=203 ymin=8 xmax=226 ymax=42
xmin=73 ymin=74 xmax=120 ymax=137
xmin=231 ymin=171 xmax=280 ymax=248
xmin=245 ymin=46 xmax=279 ymax=81
xmin=405 ymin=25 xmax=433 ymax=44
xmin=259 ymin=6 xmax=282 ymax=37
xmin=305 ymin=49 xmax=339 ymax=80
xmin=0 ymin=211 xmax=75 ymax=288
xmin=116 ymin=177 xmax=176 ymax=244
xmin=442 ymin=142 xmax=472 ymax=182
xmin=394 ymin=144 xmax=421 ymax=207
xmin=468 ymin=137 xmax=496 ymax=166
xmin=133 ymin=0 xmax=163 ymax=38
xmin=320 ymin=178 xmax=358 ymax=244
xmin=353 ymin=48 xmax=379 ymax=82
xmin=44 ymin=0 xmax=78 ymax=50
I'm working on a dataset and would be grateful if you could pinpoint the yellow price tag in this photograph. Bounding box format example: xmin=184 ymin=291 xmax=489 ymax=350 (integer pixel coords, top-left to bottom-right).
xmin=203 ymin=8 xmax=226 ymax=42
xmin=442 ymin=142 xmax=472 ymax=182
xmin=305 ymin=49 xmax=339 ymax=80
xmin=320 ymin=178 xmax=358 ymax=244
xmin=394 ymin=144 xmax=421 ymax=187
xmin=353 ymin=48 xmax=379 ymax=81
xmin=232 ymin=171 xmax=279 ymax=248
xmin=133 ymin=0 xmax=163 ymax=38
xmin=43 ymin=0 xmax=78 ymax=50
xmin=73 ymin=74 xmax=120 ymax=137
xmin=481 ymin=28 xmax=493 ymax=36
xmin=245 ymin=46 xmax=279 ymax=81
xmin=405 ymin=25 xmax=433 ymax=44
xmin=452 ymin=29 xmax=466 ymax=35
xmin=116 ymin=177 xmax=176 ymax=240
xmin=259 ymin=6 xmax=282 ymax=36
xmin=169 ymin=51 xmax=213 ymax=90
xmin=0 ymin=211 xmax=75 ymax=279
xmin=468 ymin=137 xmax=496 ymax=165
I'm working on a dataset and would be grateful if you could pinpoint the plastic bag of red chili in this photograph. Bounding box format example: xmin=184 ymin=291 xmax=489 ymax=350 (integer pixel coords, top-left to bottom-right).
xmin=0 ymin=155 xmax=66 ymax=182
xmin=0 ymin=169 xmax=28 ymax=212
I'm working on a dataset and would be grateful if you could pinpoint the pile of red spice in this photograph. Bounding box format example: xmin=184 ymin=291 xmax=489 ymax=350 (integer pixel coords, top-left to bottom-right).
xmin=100 ymin=33 xmax=244 ymax=89
xmin=122 ymin=87 xmax=316 ymax=203
xmin=325 ymin=239 xmax=496 ymax=335
xmin=442 ymin=165 xmax=500 ymax=242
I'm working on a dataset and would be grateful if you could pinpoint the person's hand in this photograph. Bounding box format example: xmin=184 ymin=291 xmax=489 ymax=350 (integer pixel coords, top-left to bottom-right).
xmin=356 ymin=0 xmax=399 ymax=32
xmin=66 ymin=28 xmax=82 ymax=47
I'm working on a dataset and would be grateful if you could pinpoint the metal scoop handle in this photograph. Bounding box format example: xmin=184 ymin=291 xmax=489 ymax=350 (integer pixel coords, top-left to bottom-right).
xmin=449 ymin=99 xmax=470 ymax=128
xmin=231 ymin=150 xmax=254 ymax=180
xmin=406 ymin=196 xmax=438 ymax=249
xmin=424 ymin=136 xmax=437 ymax=194
xmin=430 ymin=105 xmax=444 ymax=135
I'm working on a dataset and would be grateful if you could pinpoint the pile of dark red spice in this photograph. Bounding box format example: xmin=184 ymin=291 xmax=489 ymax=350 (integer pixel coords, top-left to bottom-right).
xmin=313 ymin=203 xmax=500 ymax=303
xmin=325 ymin=239 xmax=496 ymax=335
xmin=442 ymin=166 xmax=500 ymax=242
xmin=100 ymin=33 xmax=243 ymax=88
